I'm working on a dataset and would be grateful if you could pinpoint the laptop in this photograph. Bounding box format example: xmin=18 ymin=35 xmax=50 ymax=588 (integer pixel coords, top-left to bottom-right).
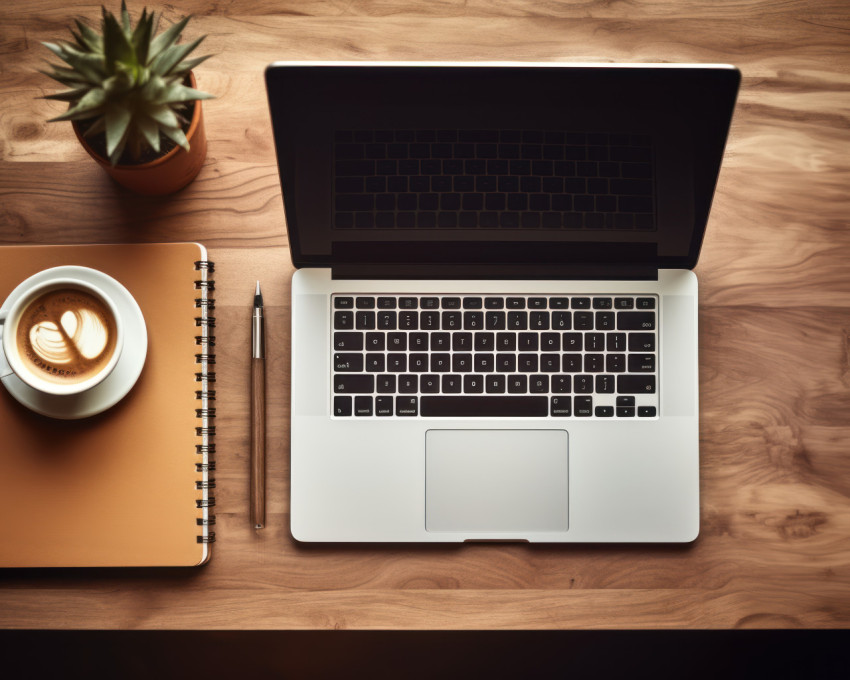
xmin=265 ymin=62 xmax=740 ymax=542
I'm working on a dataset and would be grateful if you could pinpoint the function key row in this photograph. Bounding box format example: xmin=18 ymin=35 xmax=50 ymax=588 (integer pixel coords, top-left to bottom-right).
xmin=334 ymin=296 xmax=656 ymax=310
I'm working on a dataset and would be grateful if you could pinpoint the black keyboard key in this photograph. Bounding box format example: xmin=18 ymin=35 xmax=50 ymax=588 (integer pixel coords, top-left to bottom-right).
xmin=486 ymin=311 xmax=506 ymax=330
xmin=452 ymin=333 xmax=473 ymax=351
xmin=409 ymin=354 xmax=429 ymax=372
xmin=376 ymin=374 xmax=396 ymax=393
xmin=398 ymin=311 xmax=418 ymax=330
xmin=528 ymin=297 xmax=547 ymax=309
xmin=574 ymin=375 xmax=593 ymax=393
xmin=375 ymin=396 xmax=393 ymax=416
xmin=638 ymin=406 xmax=657 ymax=417
xmin=595 ymin=406 xmax=614 ymax=417
xmin=421 ymin=297 xmax=440 ymax=309
xmin=474 ymin=333 xmax=495 ymax=351
xmin=540 ymin=354 xmax=559 ymax=372
xmin=562 ymin=354 xmax=582 ymax=372
xmin=399 ymin=297 xmax=418 ymax=309
xmin=518 ymin=333 xmax=539 ymax=351
xmin=334 ymin=311 xmax=354 ymax=329
xmin=377 ymin=311 xmax=397 ymax=330
xmin=628 ymin=354 xmax=656 ymax=372
xmin=387 ymin=333 xmax=407 ymax=351
xmin=530 ymin=375 xmax=549 ymax=393
xmin=595 ymin=374 xmax=615 ymax=393
xmin=518 ymin=354 xmax=538 ymax=372
xmin=334 ymin=353 xmax=363 ymax=372
xmin=365 ymin=354 xmax=385 ymax=372
xmin=550 ymin=396 xmax=572 ymax=416
xmin=595 ymin=311 xmax=615 ymax=330
xmin=552 ymin=375 xmax=571 ymax=393
xmin=549 ymin=297 xmax=569 ymax=309
xmin=355 ymin=311 xmax=376 ymax=330
xmin=396 ymin=396 xmax=418 ymax=416
xmin=420 ymin=375 xmax=440 ymax=393
xmin=420 ymin=311 xmax=439 ymax=330
xmin=606 ymin=354 xmax=626 ymax=373
xmin=584 ymin=354 xmax=604 ymax=372
xmin=574 ymin=396 xmax=593 ymax=417
xmin=463 ymin=297 xmax=483 ymax=309
xmin=563 ymin=333 xmax=582 ymax=351
xmin=474 ymin=353 xmax=495 ymax=372
xmin=552 ymin=312 xmax=571 ymax=330
xmin=452 ymin=354 xmax=473 ymax=372
xmin=541 ymin=333 xmax=560 ymax=351
xmin=529 ymin=311 xmax=549 ymax=330
xmin=614 ymin=297 xmax=634 ymax=309
xmin=508 ymin=311 xmax=528 ymax=330
xmin=618 ymin=375 xmax=656 ymax=394
xmin=636 ymin=297 xmax=656 ymax=309
xmin=496 ymin=333 xmax=516 ymax=351
xmin=334 ymin=374 xmax=374 ymax=393
xmin=387 ymin=354 xmax=407 ymax=372
xmin=334 ymin=396 xmax=352 ymax=416
xmin=421 ymin=396 xmax=547 ymax=417
xmin=355 ymin=296 xmax=375 ymax=309
xmin=586 ymin=333 xmax=604 ymax=351
xmin=485 ymin=375 xmax=506 ymax=393
xmin=572 ymin=297 xmax=590 ymax=309
xmin=497 ymin=355 xmax=517 ymax=372
xmin=365 ymin=332 xmax=385 ymax=351
xmin=629 ymin=333 xmax=656 ymax=351
xmin=431 ymin=354 xmax=451 ymax=372
xmin=398 ymin=375 xmax=418 ymax=393
xmin=484 ymin=297 xmax=505 ymax=309
xmin=334 ymin=297 xmax=354 ymax=309
xmin=377 ymin=296 xmax=396 ymax=309
xmin=442 ymin=311 xmax=462 ymax=330
xmin=508 ymin=375 xmax=528 ymax=393
xmin=616 ymin=396 xmax=636 ymax=406
xmin=574 ymin=312 xmax=593 ymax=330
xmin=617 ymin=406 xmax=636 ymax=417
xmin=442 ymin=374 xmax=462 ymax=393
xmin=463 ymin=374 xmax=485 ymax=393
xmin=618 ymin=311 xmax=655 ymax=331
xmin=431 ymin=333 xmax=450 ymax=350
xmin=464 ymin=312 xmax=484 ymax=330
xmin=506 ymin=297 xmax=525 ymax=309
xmin=334 ymin=332 xmax=363 ymax=350
xmin=441 ymin=297 xmax=461 ymax=309
xmin=410 ymin=333 xmax=429 ymax=351
xmin=354 ymin=396 xmax=373 ymax=416
xmin=607 ymin=333 xmax=626 ymax=352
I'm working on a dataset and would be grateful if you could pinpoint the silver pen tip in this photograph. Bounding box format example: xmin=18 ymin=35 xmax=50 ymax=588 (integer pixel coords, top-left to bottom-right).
xmin=254 ymin=281 xmax=263 ymax=308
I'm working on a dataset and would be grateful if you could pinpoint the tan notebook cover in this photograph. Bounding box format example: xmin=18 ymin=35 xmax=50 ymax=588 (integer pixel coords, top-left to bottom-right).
xmin=0 ymin=243 xmax=215 ymax=567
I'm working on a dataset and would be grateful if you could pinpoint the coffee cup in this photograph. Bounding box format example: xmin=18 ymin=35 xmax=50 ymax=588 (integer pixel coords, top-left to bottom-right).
xmin=0 ymin=275 xmax=124 ymax=397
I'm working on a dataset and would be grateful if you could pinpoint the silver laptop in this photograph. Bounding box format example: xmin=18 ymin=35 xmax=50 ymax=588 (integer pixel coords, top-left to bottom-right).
xmin=265 ymin=62 xmax=740 ymax=542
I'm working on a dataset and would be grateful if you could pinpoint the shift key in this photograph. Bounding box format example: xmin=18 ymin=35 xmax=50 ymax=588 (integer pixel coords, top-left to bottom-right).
xmin=617 ymin=375 xmax=656 ymax=394
xmin=334 ymin=374 xmax=374 ymax=393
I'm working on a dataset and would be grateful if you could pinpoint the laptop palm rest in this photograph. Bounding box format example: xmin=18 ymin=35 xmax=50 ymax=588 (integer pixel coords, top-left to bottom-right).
xmin=425 ymin=430 xmax=569 ymax=533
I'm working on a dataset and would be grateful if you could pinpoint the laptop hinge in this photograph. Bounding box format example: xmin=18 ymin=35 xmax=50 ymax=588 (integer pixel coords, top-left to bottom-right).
xmin=330 ymin=262 xmax=658 ymax=281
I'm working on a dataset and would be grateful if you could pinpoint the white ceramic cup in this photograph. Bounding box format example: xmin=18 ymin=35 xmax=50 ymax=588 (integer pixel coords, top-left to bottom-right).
xmin=0 ymin=275 xmax=124 ymax=397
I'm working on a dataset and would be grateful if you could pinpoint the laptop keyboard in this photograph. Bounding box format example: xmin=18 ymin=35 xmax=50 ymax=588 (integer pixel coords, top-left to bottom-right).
xmin=333 ymin=129 xmax=655 ymax=231
xmin=332 ymin=294 xmax=658 ymax=418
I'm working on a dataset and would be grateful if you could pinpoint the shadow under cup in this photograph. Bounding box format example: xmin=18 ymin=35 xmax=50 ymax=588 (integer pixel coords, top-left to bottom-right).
xmin=1 ymin=278 xmax=124 ymax=398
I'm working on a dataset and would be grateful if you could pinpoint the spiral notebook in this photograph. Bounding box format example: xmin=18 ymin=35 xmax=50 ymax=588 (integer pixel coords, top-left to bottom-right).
xmin=0 ymin=243 xmax=215 ymax=567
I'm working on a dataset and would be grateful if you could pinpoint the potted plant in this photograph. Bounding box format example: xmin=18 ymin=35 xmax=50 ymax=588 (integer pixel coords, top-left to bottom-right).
xmin=41 ymin=2 xmax=213 ymax=195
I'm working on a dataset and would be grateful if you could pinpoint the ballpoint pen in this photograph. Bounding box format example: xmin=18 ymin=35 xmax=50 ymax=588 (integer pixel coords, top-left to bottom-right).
xmin=251 ymin=281 xmax=266 ymax=530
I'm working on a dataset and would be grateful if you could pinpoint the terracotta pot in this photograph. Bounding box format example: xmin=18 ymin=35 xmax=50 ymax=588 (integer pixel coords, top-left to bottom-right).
xmin=73 ymin=72 xmax=207 ymax=196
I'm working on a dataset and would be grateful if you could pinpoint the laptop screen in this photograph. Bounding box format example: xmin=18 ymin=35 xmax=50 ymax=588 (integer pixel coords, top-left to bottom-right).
xmin=266 ymin=64 xmax=740 ymax=273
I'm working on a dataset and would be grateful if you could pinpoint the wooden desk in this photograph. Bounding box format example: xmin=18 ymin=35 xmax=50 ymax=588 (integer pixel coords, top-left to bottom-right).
xmin=1 ymin=0 xmax=848 ymax=629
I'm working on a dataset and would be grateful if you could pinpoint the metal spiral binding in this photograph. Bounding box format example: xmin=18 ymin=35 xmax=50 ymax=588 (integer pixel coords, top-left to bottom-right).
xmin=194 ymin=259 xmax=216 ymax=546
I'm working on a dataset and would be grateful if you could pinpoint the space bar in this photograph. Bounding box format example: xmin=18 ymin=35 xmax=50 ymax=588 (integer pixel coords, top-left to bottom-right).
xmin=420 ymin=396 xmax=548 ymax=417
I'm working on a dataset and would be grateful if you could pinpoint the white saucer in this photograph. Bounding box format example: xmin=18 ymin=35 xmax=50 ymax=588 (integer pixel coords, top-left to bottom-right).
xmin=0 ymin=266 xmax=147 ymax=419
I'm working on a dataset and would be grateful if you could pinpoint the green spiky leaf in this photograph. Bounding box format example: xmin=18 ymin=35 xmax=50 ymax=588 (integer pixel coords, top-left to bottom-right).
xmin=41 ymin=5 xmax=213 ymax=165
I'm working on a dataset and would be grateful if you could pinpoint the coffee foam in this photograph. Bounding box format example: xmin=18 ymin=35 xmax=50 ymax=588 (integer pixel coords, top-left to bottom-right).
xmin=16 ymin=288 xmax=117 ymax=385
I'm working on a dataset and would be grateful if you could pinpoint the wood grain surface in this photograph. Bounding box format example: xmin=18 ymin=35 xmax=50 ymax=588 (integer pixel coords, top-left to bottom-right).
xmin=1 ymin=0 xmax=849 ymax=629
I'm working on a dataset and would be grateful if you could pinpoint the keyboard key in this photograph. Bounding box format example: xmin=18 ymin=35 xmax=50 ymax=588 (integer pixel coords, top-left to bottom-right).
xmin=420 ymin=375 xmax=440 ymax=393
xmin=518 ymin=354 xmax=538 ymax=372
xmin=464 ymin=374 xmax=484 ymax=393
xmin=629 ymin=333 xmax=656 ymax=351
xmin=485 ymin=375 xmax=506 ymax=393
xmin=518 ymin=333 xmax=539 ymax=351
xmin=464 ymin=312 xmax=484 ymax=330
xmin=552 ymin=375 xmax=571 ymax=393
xmin=354 ymin=396 xmax=373 ymax=416
xmin=586 ymin=333 xmax=604 ymax=351
xmin=628 ymin=354 xmax=656 ymax=372
xmin=377 ymin=297 xmax=396 ymax=309
xmin=506 ymin=297 xmax=525 ymax=309
xmin=552 ymin=312 xmax=571 ymax=330
xmin=550 ymin=396 xmax=572 ymax=416
xmin=606 ymin=354 xmax=626 ymax=373
xmin=355 ymin=311 xmax=376 ymax=330
xmin=442 ymin=297 xmax=461 ymax=309
xmin=530 ymin=375 xmax=549 ymax=393
xmin=614 ymin=297 xmax=634 ymax=309
xmin=431 ymin=333 xmax=450 ymax=350
xmin=496 ymin=333 xmax=516 ymax=351
xmin=420 ymin=311 xmax=439 ymax=330
xmin=442 ymin=375 xmax=462 ymax=393
xmin=365 ymin=332 xmax=385 ymax=351
xmin=497 ymin=355 xmax=517 ymax=372
xmin=376 ymin=374 xmax=396 ymax=393
xmin=574 ymin=375 xmax=593 ymax=393
xmin=409 ymin=354 xmax=429 ymax=372
xmin=618 ymin=375 xmax=656 ymax=394
xmin=508 ymin=311 xmax=528 ymax=330
xmin=334 ymin=396 xmax=352 ymax=416
xmin=334 ymin=332 xmax=363 ymax=350
xmin=474 ymin=353 xmax=495 ymax=372
xmin=431 ymin=354 xmax=451 ymax=372
xmin=595 ymin=406 xmax=614 ymax=417
xmin=452 ymin=334 xmax=472 ymax=352
xmin=617 ymin=406 xmax=636 ymax=417
xmin=575 ymin=396 xmax=593 ymax=416
xmin=484 ymin=297 xmax=505 ymax=309
xmin=549 ymin=297 xmax=570 ymax=309
xmin=399 ymin=297 xmax=418 ymax=309
xmin=638 ymin=406 xmax=657 ymax=417
xmin=398 ymin=311 xmax=418 ymax=330
xmin=442 ymin=311 xmax=462 ymax=329
xmin=421 ymin=396 xmax=547 ymax=417
xmin=396 ymin=396 xmax=418 ymax=416
xmin=334 ymin=375 xmax=374 ymax=393
xmin=421 ymin=297 xmax=440 ymax=309
xmin=410 ymin=333 xmax=429 ymax=351
xmin=563 ymin=333 xmax=582 ymax=350
xmin=562 ymin=354 xmax=582 ymax=372
xmin=528 ymin=297 xmax=547 ymax=309
xmin=377 ymin=311 xmax=397 ymax=330
xmin=463 ymin=297 xmax=483 ymax=309
xmin=584 ymin=354 xmax=604 ymax=372
xmin=618 ymin=311 xmax=655 ymax=330
xmin=607 ymin=333 xmax=626 ymax=352
xmin=334 ymin=311 xmax=354 ymax=329
xmin=334 ymin=353 xmax=364 ymax=372
xmin=572 ymin=297 xmax=590 ymax=309
xmin=595 ymin=374 xmax=615 ymax=393
xmin=595 ymin=311 xmax=615 ymax=330
xmin=334 ymin=297 xmax=354 ymax=309
xmin=529 ymin=312 xmax=549 ymax=330
xmin=540 ymin=354 xmax=559 ymax=372
xmin=636 ymin=297 xmax=656 ymax=309
xmin=616 ymin=396 xmax=636 ymax=406
xmin=508 ymin=375 xmax=528 ymax=393
xmin=452 ymin=354 xmax=473 ymax=372
xmin=574 ymin=312 xmax=593 ymax=330
xmin=365 ymin=354 xmax=385 ymax=372
xmin=355 ymin=297 xmax=375 ymax=309
xmin=592 ymin=297 xmax=612 ymax=309
xmin=375 ymin=396 xmax=393 ymax=416
xmin=387 ymin=354 xmax=407 ymax=372
xmin=486 ymin=311 xmax=506 ymax=330
xmin=474 ymin=333 xmax=495 ymax=351
xmin=399 ymin=375 xmax=418 ymax=393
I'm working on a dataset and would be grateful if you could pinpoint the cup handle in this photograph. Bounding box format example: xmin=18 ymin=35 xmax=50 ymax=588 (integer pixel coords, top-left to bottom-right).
xmin=0 ymin=309 xmax=12 ymax=379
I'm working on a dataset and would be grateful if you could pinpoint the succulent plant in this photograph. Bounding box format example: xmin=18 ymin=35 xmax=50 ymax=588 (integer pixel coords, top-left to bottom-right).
xmin=41 ymin=2 xmax=213 ymax=165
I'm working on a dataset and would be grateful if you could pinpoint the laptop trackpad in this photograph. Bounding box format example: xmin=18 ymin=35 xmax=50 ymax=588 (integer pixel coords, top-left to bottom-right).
xmin=425 ymin=430 xmax=568 ymax=533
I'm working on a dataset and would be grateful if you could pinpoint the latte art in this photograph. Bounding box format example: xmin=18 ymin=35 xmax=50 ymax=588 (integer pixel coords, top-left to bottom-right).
xmin=15 ymin=288 xmax=118 ymax=385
